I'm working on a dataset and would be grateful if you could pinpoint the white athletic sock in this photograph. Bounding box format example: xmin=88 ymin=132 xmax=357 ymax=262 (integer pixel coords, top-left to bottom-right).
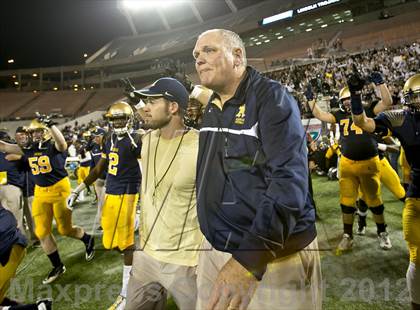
xmin=407 ymin=262 xmax=420 ymax=304
xmin=120 ymin=264 xmax=132 ymax=298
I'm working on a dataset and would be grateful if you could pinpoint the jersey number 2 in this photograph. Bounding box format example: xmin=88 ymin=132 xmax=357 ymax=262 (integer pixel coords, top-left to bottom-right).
xmin=108 ymin=152 xmax=119 ymax=176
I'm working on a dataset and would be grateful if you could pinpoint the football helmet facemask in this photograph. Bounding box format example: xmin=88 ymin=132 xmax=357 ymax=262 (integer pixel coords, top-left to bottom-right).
xmin=104 ymin=101 xmax=134 ymax=136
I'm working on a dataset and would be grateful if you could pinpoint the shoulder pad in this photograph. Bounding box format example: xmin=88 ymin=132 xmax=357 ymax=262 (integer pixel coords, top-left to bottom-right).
xmin=382 ymin=110 xmax=405 ymax=127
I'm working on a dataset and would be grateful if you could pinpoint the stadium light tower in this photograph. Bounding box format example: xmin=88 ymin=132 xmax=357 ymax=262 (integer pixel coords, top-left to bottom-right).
xmin=118 ymin=0 xmax=190 ymax=34
xmin=122 ymin=0 xmax=188 ymax=10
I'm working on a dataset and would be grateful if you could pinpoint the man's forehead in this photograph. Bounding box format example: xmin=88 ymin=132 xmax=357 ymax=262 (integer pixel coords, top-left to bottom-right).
xmin=195 ymin=32 xmax=222 ymax=47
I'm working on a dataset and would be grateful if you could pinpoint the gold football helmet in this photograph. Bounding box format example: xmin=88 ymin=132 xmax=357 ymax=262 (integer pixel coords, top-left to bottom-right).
xmin=82 ymin=131 xmax=91 ymax=139
xmin=338 ymin=86 xmax=351 ymax=113
xmin=403 ymin=73 xmax=420 ymax=111
xmin=104 ymin=101 xmax=134 ymax=135
xmin=27 ymin=119 xmax=51 ymax=143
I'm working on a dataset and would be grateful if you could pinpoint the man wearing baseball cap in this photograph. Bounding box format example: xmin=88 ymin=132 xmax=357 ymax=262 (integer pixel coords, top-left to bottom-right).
xmin=131 ymin=77 xmax=189 ymax=113
xmin=125 ymin=77 xmax=203 ymax=310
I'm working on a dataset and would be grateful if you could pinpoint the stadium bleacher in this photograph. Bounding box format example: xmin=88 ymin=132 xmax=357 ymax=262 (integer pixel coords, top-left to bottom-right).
xmin=0 ymin=92 xmax=38 ymax=120
xmin=0 ymin=89 xmax=126 ymax=121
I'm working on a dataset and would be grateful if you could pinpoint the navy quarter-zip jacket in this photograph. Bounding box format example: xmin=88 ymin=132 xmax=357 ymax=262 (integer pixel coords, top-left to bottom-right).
xmin=196 ymin=66 xmax=316 ymax=280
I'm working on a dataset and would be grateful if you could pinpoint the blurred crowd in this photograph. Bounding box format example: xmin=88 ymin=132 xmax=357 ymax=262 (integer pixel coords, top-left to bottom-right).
xmin=265 ymin=41 xmax=420 ymax=118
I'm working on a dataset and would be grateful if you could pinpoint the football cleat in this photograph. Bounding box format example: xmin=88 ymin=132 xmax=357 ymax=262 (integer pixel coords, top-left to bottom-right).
xmin=337 ymin=233 xmax=353 ymax=253
xmin=378 ymin=232 xmax=392 ymax=250
xmin=107 ymin=295 xmax=126 ymax=310
xmin=42 ymin=264 xmax=66 ymax=284
xmin=85 ymin=236 xmax=95 ymax=261
xmin=36 ymin=298 xmax=53 ymax=310
xmin=356 ymin=225 xmax=366 ymax=236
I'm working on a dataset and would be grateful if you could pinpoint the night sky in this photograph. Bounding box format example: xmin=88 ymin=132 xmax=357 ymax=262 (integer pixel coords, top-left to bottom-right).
xmin=0 ymin=0 xmax=131 ymax=70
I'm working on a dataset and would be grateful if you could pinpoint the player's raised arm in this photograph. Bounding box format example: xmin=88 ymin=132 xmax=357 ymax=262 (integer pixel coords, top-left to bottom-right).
xmin=34 ymin=113 xmax=67 ymax=152
xmin=50 ymin=125 xmax=67 ymax=152
xmin=347 ymin=73 xmax=377 ymax=133
xmin=305 ymin=84 xmax=336 ymax=123
xmin=369 ymin=71 xmax=393 ymax=115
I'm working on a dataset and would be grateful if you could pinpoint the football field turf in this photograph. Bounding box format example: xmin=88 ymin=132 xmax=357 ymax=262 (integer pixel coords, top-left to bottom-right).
xmin=10 ymin=175 xmax=410 ymax=309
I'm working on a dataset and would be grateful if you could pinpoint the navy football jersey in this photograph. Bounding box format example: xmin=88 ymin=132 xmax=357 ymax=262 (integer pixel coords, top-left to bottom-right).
xmin=101 ymin=133 xmax=141 ymax=195
xmin=333 ymin=109 xmax=378 ymax=160
xmin=22 ymin=141 xmax=68 ymax=187
xmin=374 ymin=110 xmax=420 ymax=198
xmin=90 ymin=142 xmax=107 ymax=180
xmin=365 ymin=100 xmax=387 ymax=159
xmin=0 ymin=151 xmax=25 ymax=189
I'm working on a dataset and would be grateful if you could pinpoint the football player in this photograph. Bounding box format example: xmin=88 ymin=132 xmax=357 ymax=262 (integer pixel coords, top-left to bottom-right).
xmin=68 ymin=102 xmax=141 ymax=310
xmin=306 ymin=71 xmax=393 ymax=251
xmin=75 ymin=132 xmax=92 ymax=202
xmin=350 ymin=72 xmax=420 ymax=310
xmin=356 ymin=82 xmax=406 ymax=234
xmin=0 ymin=117 xmax=95 ymax=285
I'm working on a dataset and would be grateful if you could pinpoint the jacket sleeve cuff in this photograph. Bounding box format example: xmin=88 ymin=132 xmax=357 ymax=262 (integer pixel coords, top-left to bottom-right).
xmin=232 ymin=233 xmax=278 ymax=281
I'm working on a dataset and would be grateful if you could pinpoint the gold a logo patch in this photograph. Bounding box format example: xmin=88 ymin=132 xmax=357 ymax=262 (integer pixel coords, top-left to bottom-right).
xmin=235 ymin=105 xmax=246 ymax=125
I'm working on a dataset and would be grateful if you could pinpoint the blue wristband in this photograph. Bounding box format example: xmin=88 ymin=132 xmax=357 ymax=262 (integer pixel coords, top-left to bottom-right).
xmin=350 ymin=94 xmax=364 ymax=115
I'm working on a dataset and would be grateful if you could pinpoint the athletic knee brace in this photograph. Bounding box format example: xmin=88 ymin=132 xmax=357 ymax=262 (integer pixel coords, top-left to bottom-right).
xmin=357 ymin=199 xmax=368 ymax=215
xmin=341 ymin=204 xmax=356 ymax=214
xmin=370 ymin=204 xmax=385 ymax=215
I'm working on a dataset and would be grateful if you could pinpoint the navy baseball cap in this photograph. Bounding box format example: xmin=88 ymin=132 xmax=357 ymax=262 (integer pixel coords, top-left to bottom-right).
xmin=15 ymin=126 xmax=27 ymax=134
xmin=135 ymin=78 xmax=189 ymax=110
xmin=92 ymin=127 xmax=106 ymax=136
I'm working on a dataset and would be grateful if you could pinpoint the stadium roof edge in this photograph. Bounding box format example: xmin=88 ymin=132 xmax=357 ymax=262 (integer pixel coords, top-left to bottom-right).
xmin=85 ymin=0 xmax=313 ymax=65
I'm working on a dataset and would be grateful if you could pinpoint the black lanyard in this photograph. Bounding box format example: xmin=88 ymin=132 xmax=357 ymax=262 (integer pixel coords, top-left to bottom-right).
xmin=152 ymin=128 xmax=188 ymax=199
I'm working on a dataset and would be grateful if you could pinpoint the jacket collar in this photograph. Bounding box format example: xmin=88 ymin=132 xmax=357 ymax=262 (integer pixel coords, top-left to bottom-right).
xmin=209 ymin=66 xmax=257 ymax=108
